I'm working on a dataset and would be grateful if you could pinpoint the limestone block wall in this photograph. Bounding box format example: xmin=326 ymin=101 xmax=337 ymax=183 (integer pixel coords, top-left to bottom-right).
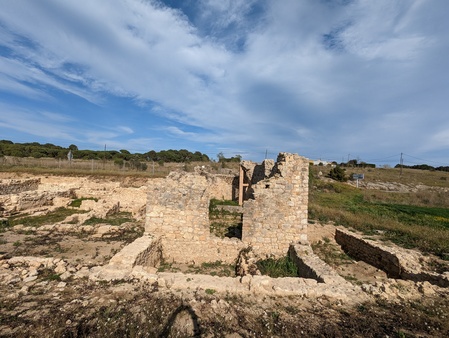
xmin=146 ymin=172 xmax=210 ymax=241
xmin=289 ymin=243 xmax=348 ymax=285
xmin=335 ymin=229 xmax=402 ymax=278
xmin=242 ymin=153 xmax=309 ymax=256
xmin=207 ymin=174 xmax=236 ymax=201
xmin=145 ymin=154 xmax=309 ymax=264
xmin=145 ymin=171 xmax=245 ymax=264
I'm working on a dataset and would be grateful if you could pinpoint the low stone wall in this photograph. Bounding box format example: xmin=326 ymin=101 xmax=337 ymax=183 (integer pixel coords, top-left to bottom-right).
xmin=161 ymin=236 xmax=245 ymax=265
xmin=108 ymin=235 xmax=162 ymax=269
xmin=336 ymin=229 xmax=449 ymax=286
xmin=336 ymin=229 xmax=402 ymax=278
xmin=289 ymin=243 xmax=348 ymax=285
xmin=0 ymin=179 xmax=40 ymax=195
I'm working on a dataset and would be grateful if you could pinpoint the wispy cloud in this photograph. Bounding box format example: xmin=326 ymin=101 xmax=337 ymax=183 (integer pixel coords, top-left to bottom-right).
xmin=0 ymin=0 xmax=448 ymax=165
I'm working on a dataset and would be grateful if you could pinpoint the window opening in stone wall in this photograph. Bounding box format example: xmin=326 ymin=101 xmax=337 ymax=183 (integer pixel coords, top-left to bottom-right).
xmin=208 ymin=198 xmax=243 ymax=240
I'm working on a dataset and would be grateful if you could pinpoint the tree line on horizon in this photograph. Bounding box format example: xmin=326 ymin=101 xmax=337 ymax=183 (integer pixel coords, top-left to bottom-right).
xmin=394 ymin=163 xmax=449 ymax=173
xmin=0 ymin=140 xmax=210 ymax=166
xmin=318 ymin=157 xmax=449 ymax=174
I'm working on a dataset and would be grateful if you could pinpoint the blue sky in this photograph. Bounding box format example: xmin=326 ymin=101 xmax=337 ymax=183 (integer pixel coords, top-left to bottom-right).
xmin=0 ymin=0 xmax=448 ymax=166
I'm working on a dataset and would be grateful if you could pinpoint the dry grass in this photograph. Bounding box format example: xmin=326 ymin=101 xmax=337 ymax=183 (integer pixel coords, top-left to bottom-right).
xmin=311 ymin=165 xmax=449 ymax=188
xmin=309 ymin=169 xmax=449 ymax=259
xmin=0 ymin=156 xmax=240 ymax=178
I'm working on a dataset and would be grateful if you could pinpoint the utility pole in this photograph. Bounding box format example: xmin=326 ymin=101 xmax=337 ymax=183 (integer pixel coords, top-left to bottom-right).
xmin=400 ymin=152 xmax=403 ymax=177
xmin=103 ymin=144 xmax=106 ymax=170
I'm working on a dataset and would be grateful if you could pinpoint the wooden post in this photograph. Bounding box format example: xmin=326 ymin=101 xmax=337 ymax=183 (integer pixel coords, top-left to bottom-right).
xmin=238 ymin=166 xmax=249 ymax=206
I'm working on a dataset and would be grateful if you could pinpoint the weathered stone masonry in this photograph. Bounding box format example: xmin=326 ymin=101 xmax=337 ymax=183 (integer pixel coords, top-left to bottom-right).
xmin=242 ymin=153 xmax=309 ymax=256
xmin=145 ymin=170 xmax=244 ymax=264
xmin=144 ymin=153 xmax=309 ymax=264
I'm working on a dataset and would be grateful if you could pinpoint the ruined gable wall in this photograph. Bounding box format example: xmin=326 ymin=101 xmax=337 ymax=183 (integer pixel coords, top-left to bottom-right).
xmin=242 ymin=153 xmax=309 ymax=256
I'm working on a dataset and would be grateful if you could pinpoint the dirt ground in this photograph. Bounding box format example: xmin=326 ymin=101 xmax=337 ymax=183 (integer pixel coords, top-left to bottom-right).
xmin=1 ymin=172 xmax=449 ymax=337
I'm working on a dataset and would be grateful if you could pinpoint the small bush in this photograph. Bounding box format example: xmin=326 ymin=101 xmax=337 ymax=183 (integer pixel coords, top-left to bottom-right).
xmin=328 ymin=166 xmax=347 ymax=182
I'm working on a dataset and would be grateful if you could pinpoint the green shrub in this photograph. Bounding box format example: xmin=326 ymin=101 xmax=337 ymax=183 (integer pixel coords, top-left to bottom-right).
xmin=329 ymin=166 xmax=347 ymax=182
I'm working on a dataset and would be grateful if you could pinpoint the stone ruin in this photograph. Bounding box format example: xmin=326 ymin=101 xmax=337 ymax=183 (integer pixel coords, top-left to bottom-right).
xmin=94 ymin=152 xmax=358 ymax=297
xmin=92 ymin=151 xmax=448 ymax=298
xmin=144 ymin=152 xmax=309 ymax=264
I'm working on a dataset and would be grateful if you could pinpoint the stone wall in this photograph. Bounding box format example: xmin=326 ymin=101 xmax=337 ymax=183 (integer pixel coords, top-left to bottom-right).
xmin=242 ymin=153 xmax=309 ymax=256
xmin=289 ymin=243 xmax=348 ymax=285
xmin=145 ymin=171 xmax=245 ymax=264
xmin=0 ymin=179 xmax=40 ymax=195
xmin=335 ymin=229 xmax=402 ymax=278
xmin=146 ymin=172 xmax=210 ymax=242
xmin=241 ymin=159 xmax=275 ymax=187
xmin=207 ymin=174 xmax=237 ymax=201
xmin=162 ymin=237 xmax=245 ymax=264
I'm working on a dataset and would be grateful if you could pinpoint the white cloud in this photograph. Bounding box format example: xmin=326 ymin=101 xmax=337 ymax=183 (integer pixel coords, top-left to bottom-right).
xmin=117 ymin=126 xmax=134 ymax=134
xmin=0 ymin=0 xmax=448 ymax=164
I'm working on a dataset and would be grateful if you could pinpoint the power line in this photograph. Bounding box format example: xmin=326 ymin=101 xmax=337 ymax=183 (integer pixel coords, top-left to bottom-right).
xmin=402 ymin=153 xmax=447 ymax=166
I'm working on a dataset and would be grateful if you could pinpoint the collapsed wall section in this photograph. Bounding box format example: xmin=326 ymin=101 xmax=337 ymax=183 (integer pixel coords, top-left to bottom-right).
xmin=242 ymin=153 xmax=309 ymax=256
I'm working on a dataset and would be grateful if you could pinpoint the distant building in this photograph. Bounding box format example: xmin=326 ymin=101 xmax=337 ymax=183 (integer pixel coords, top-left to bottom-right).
xmin=311 ymin=160 xmax=334 ymax=166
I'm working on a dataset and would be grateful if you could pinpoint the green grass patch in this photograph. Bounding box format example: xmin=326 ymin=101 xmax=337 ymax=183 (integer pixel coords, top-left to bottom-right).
xmin=256 ymin=256 xmax=298 ymax=278
xmin=209 ymin=198 xmax=238 ymax=211
xmin=83 ymin=212 xmax=134 ymax=226
xmin=69 ymin=197 xmax=98 ymax=208
xmin=209 ymin=198 xmax=242 ymax=239
xmin=0 ymin=218 xmax=11 ymax=233
xmin=8 ymin=207 xmax=85 ymax=227
xmin=184 ymin=260 xmax=236 ymax=277
xmin=39 ymin=268 xmax=61 ymax=281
